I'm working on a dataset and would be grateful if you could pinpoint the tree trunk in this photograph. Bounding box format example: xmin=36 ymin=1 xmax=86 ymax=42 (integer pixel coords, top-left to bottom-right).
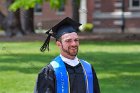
xmin=21 ymin=8 xmax=35 ymax=34
xmin=5 ymin=0 xmax=24 ymax=37
xmin=0 ymin=12 xmax=6 ymax=30
xmin=71 ymin=0 xmax=80 ymax=22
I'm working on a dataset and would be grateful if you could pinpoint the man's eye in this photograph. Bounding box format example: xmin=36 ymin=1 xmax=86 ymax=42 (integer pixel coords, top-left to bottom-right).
xmin=65 ymin=40 xmax=71 ymax=42
xmin=75 ymin=39 xmax=79 ymax=42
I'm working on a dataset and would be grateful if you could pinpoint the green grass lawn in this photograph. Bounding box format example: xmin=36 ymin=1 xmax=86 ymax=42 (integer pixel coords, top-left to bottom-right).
xmin=0 ymin=41 xmax=140 ymax=93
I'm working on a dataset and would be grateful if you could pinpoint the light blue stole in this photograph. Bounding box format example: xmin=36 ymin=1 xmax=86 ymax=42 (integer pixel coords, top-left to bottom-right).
xmin=50 ymin=56 xmax=93 ymax=93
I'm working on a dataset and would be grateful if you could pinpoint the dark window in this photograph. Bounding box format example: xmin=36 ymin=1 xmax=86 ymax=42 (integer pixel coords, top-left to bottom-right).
xmin=58 ymin=2 xmax=65 ymax=12
xmin=132 ymin=0 xmax=140 ymax=7
xmin=34 ymin=4 xmax=42 ymax=13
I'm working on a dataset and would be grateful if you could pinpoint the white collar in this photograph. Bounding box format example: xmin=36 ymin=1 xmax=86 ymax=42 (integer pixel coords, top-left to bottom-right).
xmin=60 ymin=54 xmax=79 ymax=67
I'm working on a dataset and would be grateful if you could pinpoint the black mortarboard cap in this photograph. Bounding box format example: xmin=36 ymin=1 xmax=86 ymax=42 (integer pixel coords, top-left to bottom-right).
xmin=40 ymin=17 xmax=81 ymax=52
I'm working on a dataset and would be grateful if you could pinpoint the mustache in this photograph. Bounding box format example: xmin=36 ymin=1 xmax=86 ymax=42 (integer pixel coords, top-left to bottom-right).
xmin=69 ymin=46 xmax=78 ymax=49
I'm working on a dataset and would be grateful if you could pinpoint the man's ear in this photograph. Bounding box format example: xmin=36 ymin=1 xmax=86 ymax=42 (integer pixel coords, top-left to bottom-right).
xmin=56 ymin=41 xmax=61 ymax=47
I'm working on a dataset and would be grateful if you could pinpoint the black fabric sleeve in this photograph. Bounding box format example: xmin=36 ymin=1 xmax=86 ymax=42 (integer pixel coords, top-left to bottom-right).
xmin=34 ymin=64 xmax=56 ymax=93
xmin=92 ymin=66 xmax=101 ymax=93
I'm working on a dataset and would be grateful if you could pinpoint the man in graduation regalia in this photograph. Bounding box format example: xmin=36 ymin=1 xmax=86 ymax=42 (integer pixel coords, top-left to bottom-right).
xmin=34 ymin=17 xmax=100 ymax=93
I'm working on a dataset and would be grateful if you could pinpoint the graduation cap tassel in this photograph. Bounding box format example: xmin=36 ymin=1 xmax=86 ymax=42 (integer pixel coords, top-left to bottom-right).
xmin=40 ymin=34 xmax=52 ymax=52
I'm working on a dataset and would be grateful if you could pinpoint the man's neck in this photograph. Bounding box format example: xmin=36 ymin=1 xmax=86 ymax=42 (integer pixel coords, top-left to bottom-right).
xmin=60 ymin=53 xmax=76 ymax=60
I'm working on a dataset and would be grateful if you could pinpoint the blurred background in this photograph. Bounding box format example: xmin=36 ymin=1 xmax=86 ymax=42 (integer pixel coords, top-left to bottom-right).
xmin=0 ymin=0 xmax=140 ymax=93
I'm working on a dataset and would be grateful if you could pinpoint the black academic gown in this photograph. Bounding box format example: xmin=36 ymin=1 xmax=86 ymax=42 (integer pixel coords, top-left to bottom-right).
xmin=34 ymin=63 xmax=100 ymax=93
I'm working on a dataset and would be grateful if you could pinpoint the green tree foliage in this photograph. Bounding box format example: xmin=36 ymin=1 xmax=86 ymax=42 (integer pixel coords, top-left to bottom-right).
xmin=10 ymin=0 xmax=66 ymax=11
